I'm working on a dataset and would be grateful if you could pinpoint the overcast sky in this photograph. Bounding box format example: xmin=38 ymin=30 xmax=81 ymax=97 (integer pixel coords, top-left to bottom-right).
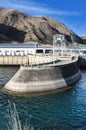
xmin=0 ymin=0 xmax=86 ymax=35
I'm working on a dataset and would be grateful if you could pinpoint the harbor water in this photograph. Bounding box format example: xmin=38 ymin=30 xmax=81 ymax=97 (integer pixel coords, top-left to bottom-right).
xmin=0 ymin=67 xmax=86 ymax=129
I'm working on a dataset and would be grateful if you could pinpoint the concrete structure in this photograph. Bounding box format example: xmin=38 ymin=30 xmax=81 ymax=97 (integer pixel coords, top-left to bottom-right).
xmin=53 ymin=34 xmax=65 ymax=47
xmin=0 ymin=43 xmax=86 ymax=67
xmin=78 ymin=56 xmax=86 ymax=68
xmin=0 ymin=43 xmax=36 ymax=56
xmin=0 ymin=43 xmax=74 ymax=65
xmin=4 ymin=59 xmax=81 ymax=94
xmin=0 ymin=56 xmax=29 ymax=65
xmin=0 ymin=43 xmax=86 ymax=57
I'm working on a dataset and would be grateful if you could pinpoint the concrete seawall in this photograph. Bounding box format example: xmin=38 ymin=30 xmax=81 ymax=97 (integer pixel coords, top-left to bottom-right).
xmin=4 ymin=60 xmax=81 ymax=94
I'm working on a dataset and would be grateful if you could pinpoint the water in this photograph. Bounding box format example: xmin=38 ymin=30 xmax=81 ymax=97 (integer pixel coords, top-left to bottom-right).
xmin=0 ymin=67 xmax=86 ymax=129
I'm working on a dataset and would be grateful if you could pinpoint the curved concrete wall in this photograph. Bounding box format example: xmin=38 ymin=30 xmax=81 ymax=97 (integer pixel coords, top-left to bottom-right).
xmin=78 ymin=56 xmax=86 ymax=68
xmin=4 ymin=60 xmax=81 ymax=94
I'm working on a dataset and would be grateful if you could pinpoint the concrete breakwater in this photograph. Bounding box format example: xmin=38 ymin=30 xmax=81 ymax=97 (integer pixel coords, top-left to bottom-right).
xmin=4 ymin=59 xmax=81 ymax=94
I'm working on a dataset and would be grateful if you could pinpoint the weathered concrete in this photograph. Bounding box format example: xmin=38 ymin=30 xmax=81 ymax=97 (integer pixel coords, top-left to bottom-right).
xmin=4 ymin=59 xmax=81 ymax=94
xmin=78 ymin=56 xmax=86 ymax=68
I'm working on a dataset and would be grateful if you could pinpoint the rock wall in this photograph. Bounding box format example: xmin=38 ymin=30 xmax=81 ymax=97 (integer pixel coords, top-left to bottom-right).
xmin=4 ymin=60 xmax=81 ymax=94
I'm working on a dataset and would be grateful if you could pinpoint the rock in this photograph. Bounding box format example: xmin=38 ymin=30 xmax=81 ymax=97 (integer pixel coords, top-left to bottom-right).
xmin=0 ymin=7 xmax=84 ymax=45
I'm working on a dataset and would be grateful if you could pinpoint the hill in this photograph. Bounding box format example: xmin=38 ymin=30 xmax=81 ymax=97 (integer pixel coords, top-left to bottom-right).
xmin=80 ymin=35 xmax=86 ymax=44
xmin=0 ymin=7 xmax=84 ymax=45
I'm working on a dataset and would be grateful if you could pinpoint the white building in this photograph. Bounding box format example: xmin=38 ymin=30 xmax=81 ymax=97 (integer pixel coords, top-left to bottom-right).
xmin=0 ymin=43 xmax=86 ymax=57
xmin=0 ymin=43 xmax=53 ymax=56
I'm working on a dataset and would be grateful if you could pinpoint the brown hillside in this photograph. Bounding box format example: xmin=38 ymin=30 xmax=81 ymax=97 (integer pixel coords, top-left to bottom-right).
xmin=0 ymin=7 xmax=84 ymax=45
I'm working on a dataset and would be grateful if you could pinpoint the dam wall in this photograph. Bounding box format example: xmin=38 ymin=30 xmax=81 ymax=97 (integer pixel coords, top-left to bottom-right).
xmin=4 ymin=59 xmax=81 ymax=94
xmin=78 ymin=56 xmax=86 ymax=68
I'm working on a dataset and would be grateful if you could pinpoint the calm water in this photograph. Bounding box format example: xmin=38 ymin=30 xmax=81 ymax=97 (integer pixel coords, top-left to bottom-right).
xmin=0 ymin=67 xmax=86 ymax=129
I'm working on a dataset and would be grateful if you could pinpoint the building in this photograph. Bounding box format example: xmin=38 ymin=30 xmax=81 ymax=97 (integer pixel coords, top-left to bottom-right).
xmin=0 ymin=43 xmax=53 ymax=56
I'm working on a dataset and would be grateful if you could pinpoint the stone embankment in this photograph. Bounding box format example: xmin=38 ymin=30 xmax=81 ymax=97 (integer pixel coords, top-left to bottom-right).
xmin=4 ymin=59 xmax=81 ymax=94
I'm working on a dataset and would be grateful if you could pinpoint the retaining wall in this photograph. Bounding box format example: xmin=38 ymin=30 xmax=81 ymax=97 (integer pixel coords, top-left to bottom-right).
xmin=78 ymin=56 xmax=86 ymax=68
xmin=4 ymin=60 xmax=81 ymax=94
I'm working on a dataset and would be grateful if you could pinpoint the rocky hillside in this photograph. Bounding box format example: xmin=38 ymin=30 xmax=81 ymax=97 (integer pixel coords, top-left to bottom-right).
xmin=80 ymin=35 xmax=86 ymax=44
xmin=0 ymin=7 xmax=84 ymax=45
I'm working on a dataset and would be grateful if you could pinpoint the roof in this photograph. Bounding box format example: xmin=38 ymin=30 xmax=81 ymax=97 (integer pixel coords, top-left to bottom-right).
xmin=0 ymin=43 xmax=36 ymax=48
xmin=0 ymin=43 xmax=52 ymax=49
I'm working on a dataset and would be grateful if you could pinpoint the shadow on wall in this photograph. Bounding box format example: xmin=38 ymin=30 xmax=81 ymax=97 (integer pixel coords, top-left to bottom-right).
xmin=0 ymin=23 xmax=26 ymax=42
xmin=59 ymin=61 xmax=80 ymax=86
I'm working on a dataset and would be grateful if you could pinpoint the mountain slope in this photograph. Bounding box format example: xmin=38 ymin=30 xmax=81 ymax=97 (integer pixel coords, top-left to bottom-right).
xmin=0 ymin=7 xmax=84 ymax=45
xmin=80 ymin=35 xmax=86 ymax=44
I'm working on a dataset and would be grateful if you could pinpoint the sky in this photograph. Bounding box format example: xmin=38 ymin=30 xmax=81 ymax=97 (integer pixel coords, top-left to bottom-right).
xmin=0 ymin=0 xmax=86 ymax=35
